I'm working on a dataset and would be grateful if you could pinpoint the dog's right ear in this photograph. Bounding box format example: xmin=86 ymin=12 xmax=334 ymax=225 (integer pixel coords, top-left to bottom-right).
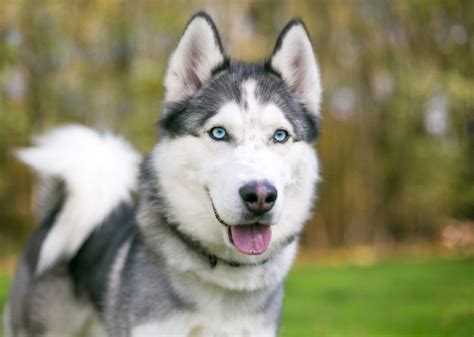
xmin=164 ymin=12 xmax=226 ymax=106
xmin=268 ymin=19 xmax=322 ymax=117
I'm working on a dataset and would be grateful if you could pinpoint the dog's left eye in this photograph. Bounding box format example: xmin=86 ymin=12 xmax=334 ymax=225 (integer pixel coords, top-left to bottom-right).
xmin=209 ymin=126 xmax=228 ymax=141
xmin=273 ymin=129 xmax=289 ymax=143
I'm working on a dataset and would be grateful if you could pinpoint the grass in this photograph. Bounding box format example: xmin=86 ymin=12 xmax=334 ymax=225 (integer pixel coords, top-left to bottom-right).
xmin=0 ymin=276 xmax=10 ymax=337
xmin=281 ymin=257 xmax=474 ymax=337
xmin=0 ymin=257 xmax=473 ymax=336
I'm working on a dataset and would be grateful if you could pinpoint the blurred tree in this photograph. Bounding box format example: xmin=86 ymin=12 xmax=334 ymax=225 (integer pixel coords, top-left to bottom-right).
xmin=0 ymin=0 xmax=472 ymax=254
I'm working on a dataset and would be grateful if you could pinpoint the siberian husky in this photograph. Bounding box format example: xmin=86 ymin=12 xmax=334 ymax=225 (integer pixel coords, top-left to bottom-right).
xmin=4 ymin=11 xmax=322 ymax=337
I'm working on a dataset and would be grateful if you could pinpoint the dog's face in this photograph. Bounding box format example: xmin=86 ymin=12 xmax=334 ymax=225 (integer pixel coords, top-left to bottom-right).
xmin=151 ymin=13 xmax=321 ymax=262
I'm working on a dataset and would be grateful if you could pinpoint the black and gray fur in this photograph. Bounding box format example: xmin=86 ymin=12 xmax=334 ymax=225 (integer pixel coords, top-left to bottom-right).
xmin=162 ymin=61 xmax=320 ymax=142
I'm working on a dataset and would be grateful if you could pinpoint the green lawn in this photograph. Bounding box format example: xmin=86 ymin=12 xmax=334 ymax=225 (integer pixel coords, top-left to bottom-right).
xmin=281 ymin=257 xmax=474 ymax=337
xmin=0 ymin=276 xmax=10 ymax=337
xmin=0 ymin=257 xmax=473 ymax=337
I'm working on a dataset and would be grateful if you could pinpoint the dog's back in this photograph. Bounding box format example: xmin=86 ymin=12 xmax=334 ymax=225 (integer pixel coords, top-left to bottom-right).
xmin=4 ymin=125 xmax=140 ymax=337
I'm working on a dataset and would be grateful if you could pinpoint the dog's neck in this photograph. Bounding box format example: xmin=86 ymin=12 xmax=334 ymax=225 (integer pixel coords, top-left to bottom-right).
xmin=164 ymin=217 xmax=271 ymax=269
xmin=136 ymin=156 xmax=298 ymax=291
xmin=137 ymin=198 xmax=298 ymax=291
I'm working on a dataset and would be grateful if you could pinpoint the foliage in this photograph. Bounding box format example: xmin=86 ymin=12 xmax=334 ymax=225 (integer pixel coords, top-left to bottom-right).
xmin=0 ymin=0 xmax=473 ymax=251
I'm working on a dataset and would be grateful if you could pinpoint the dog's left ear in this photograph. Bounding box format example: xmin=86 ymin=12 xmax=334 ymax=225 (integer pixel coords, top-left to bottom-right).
xmin=269 ymin=19 xmax=322 ymax=116
xmin=164 ymin=12 xmax=226 ymax=105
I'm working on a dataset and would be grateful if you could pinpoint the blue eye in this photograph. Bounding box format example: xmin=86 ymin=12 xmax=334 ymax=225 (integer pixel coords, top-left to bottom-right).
xmin=209 ymin=126 xmax=228 ymax=141
xmin=273 ymin=129 xmax=289 ymax=143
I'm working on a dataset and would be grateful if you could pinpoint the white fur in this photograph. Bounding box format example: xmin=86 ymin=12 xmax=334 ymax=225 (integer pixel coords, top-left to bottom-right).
xmin=132 ymin=317 xmax=274 ymax=337
xmin=17 ymin=125 xmax=141 ymax=274
xmin=132 ymin=305 xmax=274 ymax=337
xmin=157 ymin=223 xmax=298 ymax=291
xmin=164 ymin=15 xmax=225 ymax=104
xmin=132 ymin=245 xmax=282 ymax=335
xmin=107 ymin=238 xmax=132 ymax=304
xmin=150 ymin=79 xmax=319 ymax=276
xmin=105 ymin=238 xmax=132 ymax=331
xmin=270 ymin=23 xmax=322 ymax=115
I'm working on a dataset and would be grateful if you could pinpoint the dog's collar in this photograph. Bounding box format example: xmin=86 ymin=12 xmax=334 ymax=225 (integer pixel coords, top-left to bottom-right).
xmin=165 ymin=219 xmax=270 ymax=268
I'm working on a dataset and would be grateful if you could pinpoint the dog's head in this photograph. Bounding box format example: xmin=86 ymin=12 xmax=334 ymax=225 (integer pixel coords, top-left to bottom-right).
xmin=150 ymin=12 xmax=321 ymax=263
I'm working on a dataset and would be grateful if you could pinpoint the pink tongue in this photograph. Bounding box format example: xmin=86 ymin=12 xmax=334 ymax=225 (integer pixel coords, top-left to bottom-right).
xmin=230 ymin=224 xmax=272 ymax=255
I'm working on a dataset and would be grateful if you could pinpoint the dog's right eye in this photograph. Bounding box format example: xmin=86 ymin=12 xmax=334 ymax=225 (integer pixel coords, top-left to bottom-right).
xmin=209 ymin=127 xmax=229 ymax=141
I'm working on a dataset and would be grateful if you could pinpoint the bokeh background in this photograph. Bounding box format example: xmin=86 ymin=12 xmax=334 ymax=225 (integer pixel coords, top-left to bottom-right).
xmin=0 ymin=1 xmax=473 ymax=336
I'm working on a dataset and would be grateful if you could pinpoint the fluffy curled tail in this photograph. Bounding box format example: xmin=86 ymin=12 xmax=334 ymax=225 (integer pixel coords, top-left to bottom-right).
xmin=17 ymin=125 xmax=141 ymax=274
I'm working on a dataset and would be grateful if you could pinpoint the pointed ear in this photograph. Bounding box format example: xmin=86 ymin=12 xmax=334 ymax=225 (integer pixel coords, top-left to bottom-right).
xmin=164 ymin=12 xmax=227 ymax=106
xmin=269 ymin=19 xmax=322 ymax=116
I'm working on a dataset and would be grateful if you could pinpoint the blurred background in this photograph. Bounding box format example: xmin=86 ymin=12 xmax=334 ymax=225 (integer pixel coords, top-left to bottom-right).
xmin=0 ymin=1 xmax=473 ymax=336
xmin=1 ymin=0 xmax=473 ymax=257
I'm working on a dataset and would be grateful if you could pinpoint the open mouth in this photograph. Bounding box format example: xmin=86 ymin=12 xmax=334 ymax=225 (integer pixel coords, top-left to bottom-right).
xmin=208 ymin=192 xmax=272 ymax=255
xmin=228 ymin=224 xmax=272 ymax=255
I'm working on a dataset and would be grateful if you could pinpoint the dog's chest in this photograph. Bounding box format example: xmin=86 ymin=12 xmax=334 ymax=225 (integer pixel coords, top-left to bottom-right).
xmin=131 ymin=312 xmax=274 ymax=337
xmin=130 ymin=274 xmax=278 ymax=337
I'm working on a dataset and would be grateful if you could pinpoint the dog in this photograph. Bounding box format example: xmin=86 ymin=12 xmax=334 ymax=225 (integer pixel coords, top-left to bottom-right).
xmin=4 ymin=11 xmax=322 ymax=337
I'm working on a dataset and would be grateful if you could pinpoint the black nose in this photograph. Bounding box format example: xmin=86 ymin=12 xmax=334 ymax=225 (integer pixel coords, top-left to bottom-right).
xmin=239 ymin=181 xmax=277 ymax=215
